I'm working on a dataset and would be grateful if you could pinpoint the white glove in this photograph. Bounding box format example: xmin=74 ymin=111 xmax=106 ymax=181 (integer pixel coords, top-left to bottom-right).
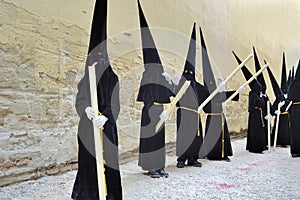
xmin=173 ymin=74 xmax=181 ymax=85
xmin=219 ymin=82 xmax=226 ymax=92
xmin=162 ymin=72 xmax=172 ymax=85
xmin=275 ymin=110 xmax=280 ymax=115
xmin=279 ymin=101 xmax=285 ymax=107
xmin=238 ymin=86 xmax=244 ymax=93
xmin=284 ymin=94 xmax=288 ymax=99
xmin=260 ymin=92 xmax=263 ymax=98
xmin=264 ymin=115 xmax=270 ymax=121
xmin=222 ymin=102 xmax=227 ymax=110
xmin=95 ymin=115 xmax=108 ymax=128
xmin=159 ymin=110 xmax=168 ymax=121
xmin=85 ymin=106 xmax=95 ymax=120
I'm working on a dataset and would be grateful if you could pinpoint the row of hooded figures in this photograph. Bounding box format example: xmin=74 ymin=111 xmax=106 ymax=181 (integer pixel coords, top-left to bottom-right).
xmin=71 ymin=1 xmax=300 ymax=199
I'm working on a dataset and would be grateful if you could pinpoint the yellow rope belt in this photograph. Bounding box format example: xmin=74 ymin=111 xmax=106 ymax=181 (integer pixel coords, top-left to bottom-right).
xmin=207 ymin=112 xmax=225 ymax=158
xmin=178 ymin=106 xmax=202 ymax=137
xmin=254 ymin=107 xmax=265 ymax=127
xmin=153 ymin=102 xmax=164 ymax=106
xmin=293 ymin=102 xmax=300 ymax=105
xmin=281 ymin=111 xmax=288 ymax=115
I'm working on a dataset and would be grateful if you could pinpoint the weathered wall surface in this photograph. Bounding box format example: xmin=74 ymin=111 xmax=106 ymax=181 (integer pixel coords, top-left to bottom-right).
xmin=0 ymin=0 xmax=92 ymax=186
xmin=0 ymin=0 xmax=299 ymax=186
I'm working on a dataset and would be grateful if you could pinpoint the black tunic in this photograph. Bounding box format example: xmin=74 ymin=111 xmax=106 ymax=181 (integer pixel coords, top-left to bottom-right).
xmin=288 ymin=79 xmax=300 ymax=155
xmin=201 ymin=92 xmax=234 ymax=160
xmin=246 ymin=90 xmax=268 ymax=153
xmin=137 ymin=77 xmax=174 ymax=170
xmin=72 ymin=66 xmax=122 ymax=200
xmin=176 ymin=78 xmax=209 ymax=161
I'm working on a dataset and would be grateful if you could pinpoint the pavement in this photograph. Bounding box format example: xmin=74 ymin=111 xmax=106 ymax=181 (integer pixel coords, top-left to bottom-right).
xmin=0 ymin=137 xmax=300 ymax=200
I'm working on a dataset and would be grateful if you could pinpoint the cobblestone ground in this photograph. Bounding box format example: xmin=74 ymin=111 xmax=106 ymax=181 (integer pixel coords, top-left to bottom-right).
xmin=1 ymin=138 xmax=300 ymax=200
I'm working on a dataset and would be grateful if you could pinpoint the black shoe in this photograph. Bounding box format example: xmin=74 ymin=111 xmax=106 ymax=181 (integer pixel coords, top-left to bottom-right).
xmin=148 ymin=170 xmax=161 ymax=178
xmin=291 ymin=154 xmax=300 ymax=158
xmin=176 ymin=161 xmax=185 ymax=168
xmin=156 ymin=168 xmax=169 ymax=178
xmin=187 ymin=160 xmax=202 ymax=167
xmin=223 ymin=157 xmax=231 ymax=162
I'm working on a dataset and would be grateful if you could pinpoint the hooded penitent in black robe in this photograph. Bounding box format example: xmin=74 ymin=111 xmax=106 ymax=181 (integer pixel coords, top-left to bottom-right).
xmin=199 ymin=28 xmax=238 ymax=161
xmin=267 ymin=54 xmax=290 ymax=146
xmin=253 ymin=47 xmax=271 ymax=148
xmin=175 ymin=24 xmax=209 ymax=163
xmin=247 ymin=84 xmax=268 ymax=153
xmin=233 ymin=52 xmax=267 ymax=153
xmin=288 ymin=60 xmax=300 ymax=157
xmin=72 ymin=0 xmax=122 ymax=199
xmin=136 ymin=0 xmax=174 ymax=171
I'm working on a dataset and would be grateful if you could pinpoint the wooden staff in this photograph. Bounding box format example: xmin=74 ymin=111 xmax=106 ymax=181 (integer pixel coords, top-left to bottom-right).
xmin=222 ymin=63 xmax=269 ymax=105
xmin=88 ymin=63 xmax=107 ymax=200
xmin=267 ymin=101 xmax=271 ymax=151
xmin=273 ymin=103 xmax=281 ymax=148
xmin=198 ymin=53 xmax=253 ymax=113
xmin=155 ymin=80 xmax=191 ymax=133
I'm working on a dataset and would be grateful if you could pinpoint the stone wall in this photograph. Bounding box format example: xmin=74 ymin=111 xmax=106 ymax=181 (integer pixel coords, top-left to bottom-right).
xmin=0 ymin=0 xmax=89 ymax=186
xmin=0 ymin=0 xmax=300 ymax=186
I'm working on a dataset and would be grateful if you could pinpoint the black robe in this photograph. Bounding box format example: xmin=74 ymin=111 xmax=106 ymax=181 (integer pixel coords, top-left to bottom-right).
xmin=271 ymin=97 xmax=290 ymax=146
xmin=176 ymin=78 xmax=209 ymax=162
xmin=72 ymin=66 xmax=122 ymax=200
xmin=246 ymin=90 xmax=268 ymax=153
xmin=288 ymin=79 xmax=300 ymax=155
xmin=201 ymin=92 xmax=234 ymax=160
xmin=137 ymin=68 xmax=174 ymax=171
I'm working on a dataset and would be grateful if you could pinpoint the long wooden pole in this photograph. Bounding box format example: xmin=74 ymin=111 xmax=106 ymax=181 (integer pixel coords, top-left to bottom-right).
xmin=155 ymin=80 xmax=190 ymax=133
xmin=273 ymin=103 xmax=281 ymax=148
xmin=198 ymin=53 xmax=253 ymax=113
xmin=267 ymin=101 xmax=271 ymax=151
xmin=223 ymin=63 xmax=269 ymax=106
xmin=88 ymin=64 xmax=107 ymax=200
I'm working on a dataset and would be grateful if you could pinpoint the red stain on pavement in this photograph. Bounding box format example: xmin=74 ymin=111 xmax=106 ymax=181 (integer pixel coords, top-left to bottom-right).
xmin=216 ymin=183 xmax=234 ymax=189
xmin=248 ymin=159 xmax=272 ymax=167
xmin=237 ymin=167 xmax=251 ymax=174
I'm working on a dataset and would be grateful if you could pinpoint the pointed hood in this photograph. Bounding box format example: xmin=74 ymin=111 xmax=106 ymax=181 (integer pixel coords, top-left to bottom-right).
xmin=232 ymin=51 xmax=261 ymax=91
xmin=136 ymin=0 xmax=173 ymax=103
xmin=295 ymin=59 xmax=300 ymax=80
xmin=265 ymin=61 xmax=284 ymax=99
xmin=182 ymin=23 xmax=196 ymax=81
xmin=138 ymin=0 xmax=162 ymax=69
xmin=200 ymin=27 xmax=217 ymax=93
xmin=253 ymin=47 xmax=266 ymax=92
xmin=88 ymin=0 xmax=108 ymax=53
xmin=280 ymin=52 xmax=287 ymax=93
xmin=84 ymin=0 xmax=111 ymax=72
